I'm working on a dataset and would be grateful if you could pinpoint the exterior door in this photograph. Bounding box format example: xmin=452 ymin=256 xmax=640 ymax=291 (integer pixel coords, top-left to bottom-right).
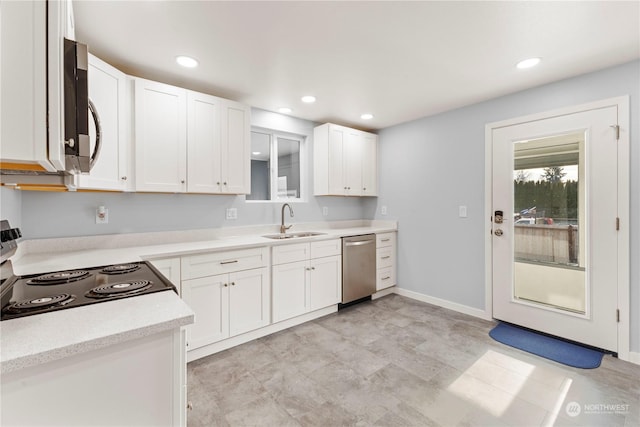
xmin=491 ymin=101 xmax=625 ymax=352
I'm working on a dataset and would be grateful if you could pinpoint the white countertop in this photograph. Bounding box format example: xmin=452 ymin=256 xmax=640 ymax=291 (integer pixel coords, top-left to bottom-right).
xmin=1 ymin=220 xmax=397 ymax=374
xmin=1 ymin=292 xmax=194 ymax=374
xmin=11 ymin=221 xmax=396 ymax=275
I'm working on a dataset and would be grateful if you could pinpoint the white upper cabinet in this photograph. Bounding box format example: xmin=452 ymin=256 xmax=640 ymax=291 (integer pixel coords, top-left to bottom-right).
xmin=314 ymin=123 xmax=378 ymax=196
xmin=75 ymin=54 xmax=131 ymax=191
xmin=220 ymin=101 xmax=251 ymax=194
xmin=0 ymin=0 xmax=73 ymax=172
xmin=361 ymin=132 xmax=378 ymax=196
xmin=187 ymin=91 xmax=221 ymax=193
xmin=134 ymin=78 xmax=188 ymax=192
xmin=134 ymin=78 xmax=250 ymax=194
xmin=187 ymin=92 xmax=250 ymax=194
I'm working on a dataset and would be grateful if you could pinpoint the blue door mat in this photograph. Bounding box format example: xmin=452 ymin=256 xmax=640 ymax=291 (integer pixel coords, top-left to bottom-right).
xmin=489 ymin=322 xmax=605 ymax=369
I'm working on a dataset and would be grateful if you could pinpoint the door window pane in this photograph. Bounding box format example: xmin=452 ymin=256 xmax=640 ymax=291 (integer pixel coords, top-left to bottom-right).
xmin=512 ymin=132 xmax=586 ymax=314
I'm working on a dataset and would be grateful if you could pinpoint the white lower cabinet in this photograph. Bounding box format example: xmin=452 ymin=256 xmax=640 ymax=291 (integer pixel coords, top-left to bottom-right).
xmin=309 ymin=255 xmax=342 ymax=311
xmin=272 ymin=240 xmax=341 ymax=323
xmin=376 ymin=232 xmax=397 ymax=290
xmin=180 ymin=248 xmax=270 ymax=351
xmin=1 ymin=329 xmax=186 ymax=427
xmin=272 ymin=260 xmax=308 ymax=322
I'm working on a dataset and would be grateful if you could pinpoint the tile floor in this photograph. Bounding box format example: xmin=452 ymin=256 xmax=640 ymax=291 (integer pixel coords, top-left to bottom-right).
xmin=187 ymin=294 xmax=639 ymax=426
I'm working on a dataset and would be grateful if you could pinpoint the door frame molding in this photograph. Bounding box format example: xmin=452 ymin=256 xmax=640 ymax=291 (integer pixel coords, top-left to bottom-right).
xmin=484 ymin=96 xmax=630 ymax=360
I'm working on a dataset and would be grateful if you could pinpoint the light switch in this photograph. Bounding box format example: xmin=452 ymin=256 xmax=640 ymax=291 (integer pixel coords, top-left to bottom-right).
xmin=226 ymin=208 xmax=238 ymax=220
xmin=381 ymin=206 xmax=388 ymax=215
xmin=322 ymin=207 xmax=329 ymax=216
xmin=459 ymin=205 xmax=468 ymax=218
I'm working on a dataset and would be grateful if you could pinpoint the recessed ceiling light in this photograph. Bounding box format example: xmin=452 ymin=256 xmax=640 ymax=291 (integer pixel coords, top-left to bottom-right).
xmin=301 ymin=95 xmax=316 ymax=103
xmin=176 ymin=55 xmax=198 ymax=68
xmin=278 ymin=107 xmax=292 ymax=114
xmin=361 ymin=113 xmax=374 ymax=120
xmin=252 ymin=151 xmax=261 ymax=155
xmin=516 ymin=57 xmax=541 ymax=69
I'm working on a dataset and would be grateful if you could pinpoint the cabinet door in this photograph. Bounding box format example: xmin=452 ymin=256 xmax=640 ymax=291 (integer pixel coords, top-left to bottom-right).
xmin=134 ymin=78 xmax=187 ymax=192
xmin=344 ymin=130 xmax=362 ymax=196
xmin=0 ymin=1 xmax=49 ymax=170
xmin=181 ymin=274 xmax=229 ymax=349
xmin=309 ymin=255 xmax=342 ymax=311
xmin=272 ymin=261 xmax=309 ymax=322
xmin=361 ymin=133 xmax=378 ymax=196
xmin=228 ymin=268 xmax=270 ymax=336
xmin=327 ymin=125 xmax=346 ymax=195
xmin=187 ymin=91 xmax=221 ymax=193
xmin=220 ymin=101 xmax=250 ymax=194
xmin=76 ymin=54 xmax=130 ymax=191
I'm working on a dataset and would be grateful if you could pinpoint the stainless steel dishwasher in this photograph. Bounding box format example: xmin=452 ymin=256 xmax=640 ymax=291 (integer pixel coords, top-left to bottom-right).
xmin=342 ymin=234 xmax=376 ymax=304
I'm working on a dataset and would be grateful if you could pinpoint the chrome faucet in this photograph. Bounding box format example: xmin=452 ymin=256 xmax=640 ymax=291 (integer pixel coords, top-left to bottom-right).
xmin=280 ymin=203 xmax=294 ymax=234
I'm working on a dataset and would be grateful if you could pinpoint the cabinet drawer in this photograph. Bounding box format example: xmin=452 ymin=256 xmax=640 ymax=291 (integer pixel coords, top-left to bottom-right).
xmin=376 ymin=232 xmax=396 ymax=248
xmin=181 ymin=247 xmax=269 ymax=280
xmin=272 ymin=243 xmax=310 ymax=265
xmin=310 ymin=239 xmax=341 ymax=259
xmin=377 ymin=246 xmax=395 ymax=269
xmin=377 ymin=266 xmax=396 ymax=290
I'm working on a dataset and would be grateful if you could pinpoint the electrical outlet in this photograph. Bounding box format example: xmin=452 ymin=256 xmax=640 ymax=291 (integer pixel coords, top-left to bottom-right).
xmin=226 ymin=208 xmax=238 ymax=220
xmin=381 ymin=206 xmax=388 ymax=215
xmin=96 ymin=207 xmax=109 ymax=224
xmin=459 ymin=205 xmax=468 ymax=218
xmin=322 ymin=206 xmax=329 ymax=216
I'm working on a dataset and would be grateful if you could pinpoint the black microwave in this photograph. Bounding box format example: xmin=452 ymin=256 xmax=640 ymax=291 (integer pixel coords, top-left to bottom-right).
xmin=64 ymin=38 xmax=100 ymax=174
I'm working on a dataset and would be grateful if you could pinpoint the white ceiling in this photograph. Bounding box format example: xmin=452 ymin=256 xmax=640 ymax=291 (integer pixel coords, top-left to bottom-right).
xmin=73 ymin=1 xmax=639 ymax=131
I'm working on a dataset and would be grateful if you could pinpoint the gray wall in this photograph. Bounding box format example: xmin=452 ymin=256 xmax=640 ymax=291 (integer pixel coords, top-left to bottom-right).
xmin=364 ymin=60 xmax=640 ymax=352
xmin=14 ymin=108 xmax=365 ymax=239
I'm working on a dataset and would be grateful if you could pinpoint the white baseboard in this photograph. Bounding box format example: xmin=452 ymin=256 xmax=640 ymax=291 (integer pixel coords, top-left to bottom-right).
xmin=628 ymin=351 xmax=640 ymax=365
xmin=394 ymin=287 xmax=492 ymax=321
xmin=187 ymin=305 xmax=337 ymax=362
xmin=372 ymin=286 xmax=396 ymax=299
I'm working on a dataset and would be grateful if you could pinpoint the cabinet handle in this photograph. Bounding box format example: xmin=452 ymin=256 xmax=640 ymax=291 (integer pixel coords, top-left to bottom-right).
xmin=231 ymin=282 xmax=236 ymax=286
xmin=223 ymin=182 xmax=227 ymax=185
xmin=121 ymin=176 xmax=127 ymax=181
xmin=220 ymin=260 xmax=239 ymax=265
xmin=381 ymin=256 xmax=391 ymax=259
xmin=363 ymin=187 xmax=366 ymax=190
xmin=380 ymin=238 xmax=390 ymax=242
xmin=217 ymin=181 xmax=221 ymax=185
xmin=382 ymin=276 xmax=391 ymax=280
xmin=181 ymin=180 xmax=185 ymax=184
xmin=187 ymin=402 xmax=193 ymax=411
xmin=223 ymin=283 xmax=228 ymax=287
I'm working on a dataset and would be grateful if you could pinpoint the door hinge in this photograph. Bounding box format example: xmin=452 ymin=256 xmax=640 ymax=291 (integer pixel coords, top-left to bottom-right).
xmin=611 ymin=124 xmax=620 ymax=140
xmin=616 ymin=309 xmax=620 ymax=322
xmin=616 ymin=217 xmax=620 ymax=231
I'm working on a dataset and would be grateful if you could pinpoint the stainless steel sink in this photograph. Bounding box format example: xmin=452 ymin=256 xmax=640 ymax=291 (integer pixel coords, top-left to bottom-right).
xmin=262 ymin=232 xmax=327 ymax=240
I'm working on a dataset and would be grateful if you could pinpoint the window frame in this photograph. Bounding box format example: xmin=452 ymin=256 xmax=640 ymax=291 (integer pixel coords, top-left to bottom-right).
xmin=246 ymin=126 xmax=307 ymax=203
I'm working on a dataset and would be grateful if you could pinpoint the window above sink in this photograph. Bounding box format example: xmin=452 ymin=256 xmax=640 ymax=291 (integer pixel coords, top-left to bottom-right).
xmin=247 ymin=127 xmax=307 ymax=203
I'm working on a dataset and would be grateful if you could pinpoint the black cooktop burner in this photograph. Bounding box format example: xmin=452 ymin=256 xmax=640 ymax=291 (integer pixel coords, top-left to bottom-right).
xmin=4 ymin=293 xmax=75 ymax=314
xmin=86 ymin=280 xmax=152 ymax=298
xmin=27 ymin=270 xmax=91 ymax=285
xmin=100 ymin=264 xmax=141 ymax=275
xmin=1 ymin=261 xmax=177 ymax=321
